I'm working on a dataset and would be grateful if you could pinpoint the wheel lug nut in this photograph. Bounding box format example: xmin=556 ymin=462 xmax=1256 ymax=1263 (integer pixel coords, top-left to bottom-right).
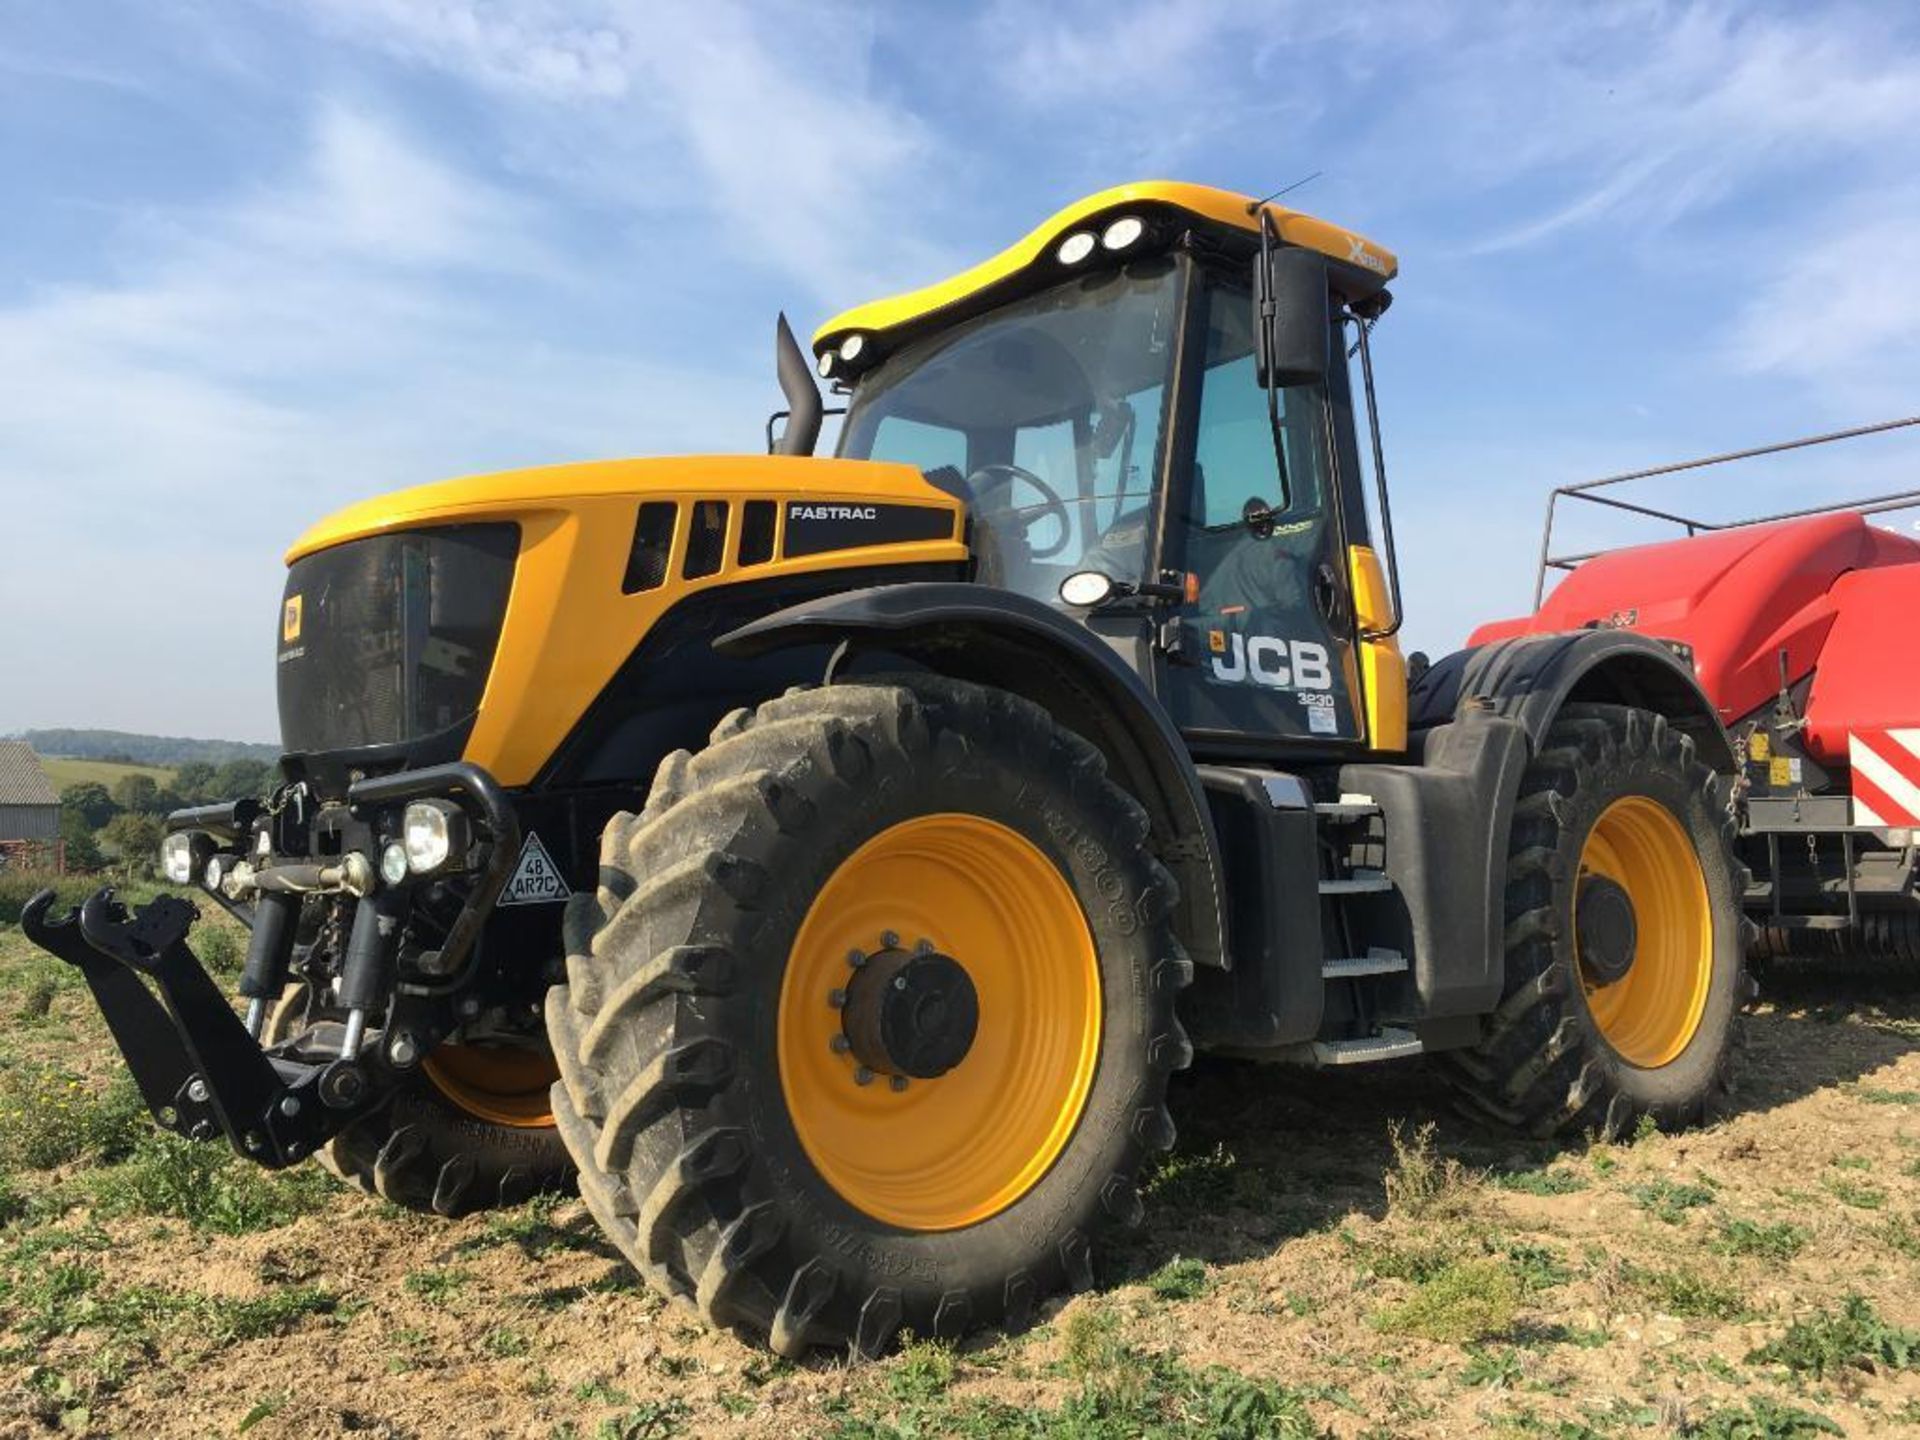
xmin=847 ymin=948 xmax=866 ymax=969
xmin=881 ymin=930 xmax=900 ymax=949
xmin=890 ymin=1075 xmax=908 ymax=1093
xmin=827 ymin=988 xmax=848 ymax=1009
xmin=830 ymin=1035 xmax=851 ymax=1054
xmin=893 ymin=976 xmax=908 ymax=991
xmin=915 ymin=938 xmax=935 ymax=955
xmin=854 ymin=1067 xmax=875 ymax=1086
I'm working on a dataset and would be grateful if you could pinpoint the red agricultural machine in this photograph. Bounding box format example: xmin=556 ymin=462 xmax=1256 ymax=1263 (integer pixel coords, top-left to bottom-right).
xmin=1469 ymin=416 xmax=1920 ymax=963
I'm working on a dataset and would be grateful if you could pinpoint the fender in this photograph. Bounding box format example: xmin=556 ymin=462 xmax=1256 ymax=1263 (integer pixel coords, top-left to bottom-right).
xmin=1411 ymin=629 xmax=1739 ymax=772
xmin=717 ymin=582 xmax=1228 ymax=970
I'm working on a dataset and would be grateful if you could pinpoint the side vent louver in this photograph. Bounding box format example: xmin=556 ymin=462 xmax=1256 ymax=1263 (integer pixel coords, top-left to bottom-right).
xmin=739 ymin=500 xmax=777 ymax=566
xmin=683 ymin=500 xmax=729 ymax=579
xmin=622 ymin=502 xmax=677 ymax=594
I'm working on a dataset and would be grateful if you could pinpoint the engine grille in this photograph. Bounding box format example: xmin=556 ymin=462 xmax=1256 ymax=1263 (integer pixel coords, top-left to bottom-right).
xmin=277 ymin=524 xmax=519 ymax=755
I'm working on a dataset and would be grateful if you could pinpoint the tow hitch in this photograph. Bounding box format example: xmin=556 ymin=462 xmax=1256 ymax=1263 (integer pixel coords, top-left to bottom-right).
xmin=20 ymin=762 xmax=520 ymax=1170
xmin=22 ymin=888 xmax=378 ymax=1167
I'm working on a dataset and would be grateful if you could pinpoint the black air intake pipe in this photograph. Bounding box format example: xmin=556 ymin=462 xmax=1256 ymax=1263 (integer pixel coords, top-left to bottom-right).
xmin=773 ymin=311 xmax=823 ymax=457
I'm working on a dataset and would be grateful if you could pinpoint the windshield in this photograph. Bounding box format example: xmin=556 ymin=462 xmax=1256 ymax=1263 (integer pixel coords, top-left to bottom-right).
xmin=837 ymin=260 xmax=1181 ymax=605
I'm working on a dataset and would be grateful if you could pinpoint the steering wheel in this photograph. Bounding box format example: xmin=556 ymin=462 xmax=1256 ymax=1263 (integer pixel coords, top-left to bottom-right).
xmin=963 ymin=463 xmax=1073 ymax=560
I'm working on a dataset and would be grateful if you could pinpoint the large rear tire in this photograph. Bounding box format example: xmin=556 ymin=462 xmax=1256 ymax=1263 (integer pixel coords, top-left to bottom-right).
xmin=1442 ymin=703 xmax=1748 ymax=1136
xmin=546 ymin=676 xmax=1191 ymax=1357
xmin=266 ymin=983 xmax=574 ymax=1215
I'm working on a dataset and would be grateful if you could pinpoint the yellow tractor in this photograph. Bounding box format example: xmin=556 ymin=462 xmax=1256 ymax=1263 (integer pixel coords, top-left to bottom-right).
xmin=24 ymin=182 xmax=1749 ymax=1357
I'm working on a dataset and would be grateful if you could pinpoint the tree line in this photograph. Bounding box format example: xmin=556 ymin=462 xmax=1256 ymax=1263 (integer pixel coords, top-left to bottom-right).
xmin=58 ymin=759 xmax=278 ymax=872
xmin=17 ymin=728 xmax=278 ymax=768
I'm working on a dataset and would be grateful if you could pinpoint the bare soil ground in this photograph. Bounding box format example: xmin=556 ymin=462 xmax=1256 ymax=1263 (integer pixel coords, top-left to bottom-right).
xmin=6 ymin=910 xmax=1920 ymax=1439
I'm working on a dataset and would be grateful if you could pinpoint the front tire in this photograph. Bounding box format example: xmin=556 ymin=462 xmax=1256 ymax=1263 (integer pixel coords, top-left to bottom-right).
xmin=546 ymin=676 xmax=1191 ymax=1357
xmin=266 ymin=983 xmax=573 ymax=1215
xmin=1442 ymin=703 xmax=1748 ymax=1136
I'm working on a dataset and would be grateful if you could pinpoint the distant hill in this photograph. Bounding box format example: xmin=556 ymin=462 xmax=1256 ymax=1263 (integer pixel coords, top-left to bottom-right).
xmin=14 ymin=729 xmax=278 ymax=767
xmin=41 ymin=756 xmax=178 ymax=792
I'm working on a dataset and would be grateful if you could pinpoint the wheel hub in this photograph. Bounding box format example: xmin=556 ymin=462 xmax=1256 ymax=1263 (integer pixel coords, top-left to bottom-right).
xmin=1577 ymin=873 xmax=1639 ymax=987
xmin=841 ymin=943 xmax=980 ymax=1080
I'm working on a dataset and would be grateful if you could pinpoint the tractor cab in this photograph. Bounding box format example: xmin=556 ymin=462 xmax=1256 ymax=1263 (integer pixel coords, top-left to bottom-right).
xmin=816 ymin=183 xmax=1408 ymax=754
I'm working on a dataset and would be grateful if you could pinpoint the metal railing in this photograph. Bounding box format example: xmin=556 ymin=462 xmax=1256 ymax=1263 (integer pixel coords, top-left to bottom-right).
xmin=1533 ymin=415 xmax=1920 ymax=607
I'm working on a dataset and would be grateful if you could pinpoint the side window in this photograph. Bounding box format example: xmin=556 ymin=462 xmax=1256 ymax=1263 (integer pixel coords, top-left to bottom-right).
xmin=869 ymin=416 xmax=966 ymax=475
xmin=1192 ymin=354 xmax=1287 ymax=527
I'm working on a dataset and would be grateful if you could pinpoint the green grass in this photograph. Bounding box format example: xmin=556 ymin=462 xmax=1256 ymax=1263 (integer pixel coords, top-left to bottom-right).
xmin=592 ymin=1399 xmax=691 ymax=1438
xmin=888 ymin=1335 xmax=956 ymax=1404
xmin=1714 ymin=1219 xmax=1810 ymax=1261
xmin=1382 ymin=1120 xmax=1481 ymax=1221
xmin=1628 ymin=1177 xmax=1717 ymax=1224
xmin=1142 ymin=1141 xmax=1244 ymax=1210
xmin=1877 ymin=1216 xmax=1920 ymax=1259
xmin=1493 ymin=1167 xmax=1590 ymax=1197
xmin=1686 ymin=1396 xmax=1842 ymax=1438
xmin=87 ymin=1130 xmax=332 ymax=1234
xmin=1146 ymin=1256 xmax=1211 ymax=1301
xmin=405 ymin=1265 xmax=474 ymax=1304
xmin=1820 ymin=1174 xmax=1886 ymax=1209
xmin=0 ymin=1066 xmax=146 ymax=1170
xmin=830 ymin=1307 xmax=1324 ymax=1439
xmin=1624 ymin=1261 xmax=1747 ymax=1320
xmin=1748 ymin=1295 xmax=1920 ymax=1379
xmin=1851 ymin=1085 xmax=1920 ymax=1106
xmin=0 ymin=1235 xmax=337 ymax=1358
xmin=1372 ymin=1259 xmax=1521 ymax=1344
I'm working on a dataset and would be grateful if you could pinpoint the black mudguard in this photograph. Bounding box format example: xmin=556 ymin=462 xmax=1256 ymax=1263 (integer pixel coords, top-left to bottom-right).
xmin=1412 ymin=629 xmax=1738 ymax=772
xmin=718 ymin=582 xmax=1229 ymax=970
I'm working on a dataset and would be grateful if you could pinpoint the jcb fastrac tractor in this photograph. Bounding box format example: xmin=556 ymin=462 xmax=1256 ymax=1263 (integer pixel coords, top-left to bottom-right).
xmin=27 ymin=183 xmax=1757 ymax=1358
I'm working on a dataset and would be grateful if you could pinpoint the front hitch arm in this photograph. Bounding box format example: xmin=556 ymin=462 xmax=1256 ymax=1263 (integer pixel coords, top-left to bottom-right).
xmin=22 ymin=891 xmax=219 ymax=1140
xmin=24 ymin=886 xmax=379 ymax=1168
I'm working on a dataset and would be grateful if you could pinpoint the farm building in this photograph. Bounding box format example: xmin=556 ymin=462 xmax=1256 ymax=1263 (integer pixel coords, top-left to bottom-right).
xmin=0 ymin=740 xmax=61 ymax=870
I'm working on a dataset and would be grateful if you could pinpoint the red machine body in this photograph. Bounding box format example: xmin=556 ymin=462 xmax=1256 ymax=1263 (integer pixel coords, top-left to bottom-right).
xmin=1474 ymin=513 xmax=1920 ymax=805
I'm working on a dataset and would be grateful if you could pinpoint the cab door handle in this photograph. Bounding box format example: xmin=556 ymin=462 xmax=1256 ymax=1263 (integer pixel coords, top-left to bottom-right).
xmin=1312 ymin=563 xmax=1345 ymax=626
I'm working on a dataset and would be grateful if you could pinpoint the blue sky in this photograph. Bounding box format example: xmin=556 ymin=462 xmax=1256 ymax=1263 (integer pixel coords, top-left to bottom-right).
xmin=3 ymin=0 xmax=1917 ymax=742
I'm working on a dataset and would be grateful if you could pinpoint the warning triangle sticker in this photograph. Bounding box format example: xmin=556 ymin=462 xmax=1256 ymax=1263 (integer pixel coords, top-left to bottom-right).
xmin=499 ymin=831 xmax=573 ymax=906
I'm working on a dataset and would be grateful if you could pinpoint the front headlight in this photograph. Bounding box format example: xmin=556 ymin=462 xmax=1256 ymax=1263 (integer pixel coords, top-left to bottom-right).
xmin=402 ymin=800 xmax=469 ymax=875
xmin=160 ymin=832 xmax=196 ymax=886
xmin=380 ymin=842 xmax=410 ymax=887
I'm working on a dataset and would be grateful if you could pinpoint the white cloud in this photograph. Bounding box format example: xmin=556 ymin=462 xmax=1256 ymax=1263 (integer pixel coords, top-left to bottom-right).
xmin=1724 ymin=191 xmax=1920 ymax=413
xmin=288 ymin=0 xmax=952 ymax=301
xmin=0 ymin=100 xmax=760 ymax=738
xmin=1451 ymin=5 xmax=1920 ymax=254
xmin=975 ymin=2 xmax=1920 ymax=257
xmin=242 ymin=104 xmax=536 ymax=267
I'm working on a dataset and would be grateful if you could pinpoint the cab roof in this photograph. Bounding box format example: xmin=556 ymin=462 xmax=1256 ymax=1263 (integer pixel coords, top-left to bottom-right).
xmin=812 ymin=180 xmax=1397 ymax=364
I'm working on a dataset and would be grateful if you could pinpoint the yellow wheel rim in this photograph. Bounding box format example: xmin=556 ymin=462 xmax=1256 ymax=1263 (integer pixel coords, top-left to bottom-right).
xmin=1577 ymin=796 xmax=1713 ymax=1069
xmin=777 ymin=813 xmax=1102 ymax=1231
xmin=421 ymin=1043 xmax=559 ymax=1128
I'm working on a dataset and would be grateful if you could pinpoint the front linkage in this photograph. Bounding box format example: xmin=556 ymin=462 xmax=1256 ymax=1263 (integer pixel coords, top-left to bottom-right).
xmin=21 ymin=762 xmax=519 ymax=1170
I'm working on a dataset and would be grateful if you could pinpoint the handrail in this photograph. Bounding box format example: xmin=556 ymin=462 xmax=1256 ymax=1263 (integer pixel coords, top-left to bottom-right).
xmin=1533 ymin=415 xmax=1920 ymax=606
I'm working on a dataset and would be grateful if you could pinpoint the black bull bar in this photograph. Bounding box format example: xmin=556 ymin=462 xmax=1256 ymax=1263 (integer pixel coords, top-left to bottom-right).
xmin=20 ymin=762 xmax=519 ymax=1169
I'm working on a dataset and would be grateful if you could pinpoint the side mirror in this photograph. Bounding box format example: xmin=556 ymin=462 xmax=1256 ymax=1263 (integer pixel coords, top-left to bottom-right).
xmin=1059 ymin=571 xmax=1120 ymax=608
xmin=1251 ymin=247 xmax=1331 ymax=388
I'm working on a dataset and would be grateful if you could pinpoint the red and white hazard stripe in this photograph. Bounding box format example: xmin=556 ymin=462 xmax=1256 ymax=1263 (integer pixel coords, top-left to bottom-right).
xmin=1849 ymin=728 xmax=1920 ymax=828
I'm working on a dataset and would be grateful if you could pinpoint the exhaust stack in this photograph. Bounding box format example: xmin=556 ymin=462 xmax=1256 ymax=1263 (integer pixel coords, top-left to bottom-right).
xmin=772 ymin=312 xmax=823 ymax=457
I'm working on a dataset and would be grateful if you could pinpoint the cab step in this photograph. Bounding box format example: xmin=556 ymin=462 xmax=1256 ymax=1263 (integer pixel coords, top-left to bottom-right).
xmin=1321 ymin=948 xmax=1409 ymax=980
xmin=1318 ymin=869 xmax=1393 ymax=895
xmin=1311 ymin=1027 xmax=1423 ymax=1066
xmin=1314 ymin=799 xmax=1381 ymax=823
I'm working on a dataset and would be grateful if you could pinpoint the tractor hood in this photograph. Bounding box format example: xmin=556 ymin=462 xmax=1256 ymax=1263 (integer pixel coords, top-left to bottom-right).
xmin=287 ymin=453 xmax=958 ymax=562
xmin=278 ymin=454 xmax=967 ymax=787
